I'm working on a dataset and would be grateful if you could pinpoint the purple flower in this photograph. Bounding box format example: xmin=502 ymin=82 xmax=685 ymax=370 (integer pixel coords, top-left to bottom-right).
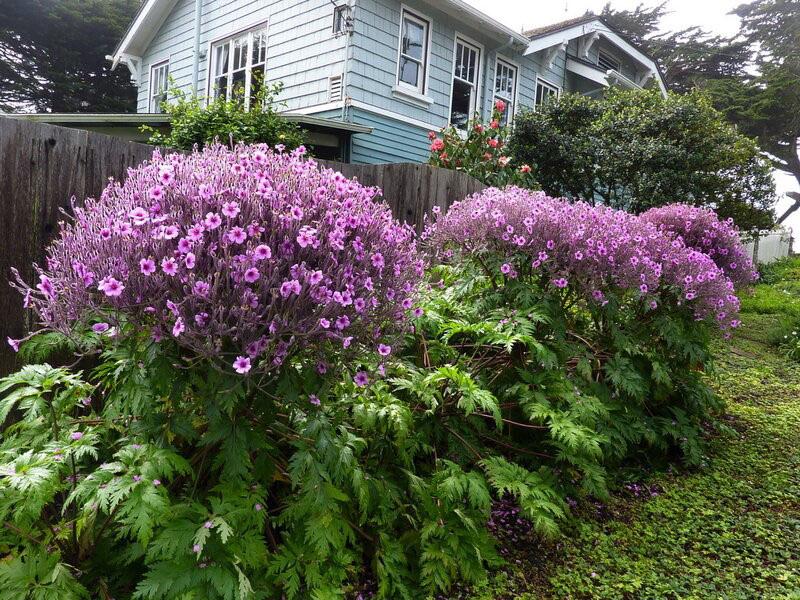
xmin=204 ymin=212 xmax=222 ymax=229
xmin=172 ymin=317 xmax=185 ymax=337
xmin=13 ymin=143 xmax=421 ymax=376
xmin=161 ymin=258 xmax=178 ymax=276
xmin=7 ymin=337 xmax=20 ymax=352
xmin=319 ymin=318 xmax=330 ymax=329
xmin=100 ymin=277 xmax=125 ymax=297
xmin=233 ymin=356 xmax=251 ymax=374
xmin=92 ymin=322 xmax=110 ymax=333
xmin=140 ymin=258 xmax=156 ymax=275
xmin=309 ymin=394 xmax=321 ymax=406
xmin=222 ymin=201 xmax=240 ymax=218
xmin=335 ymin=315 xmax=350 ymax=330
xmin=378 ymin=344 xmax=391 ymax=356
xmin=500 ymin=263 xmax=512 ymax=274
xmin=153 ymin=479 xmax=161 ymax=486
xmin=254 ymin=503 xmax=263 ymax=511
xmin=354 ymin=371 xmax=369 ymax=387
xmin=226 ymin=227 xmax=247 ymax=244
xmin=192 ymin=544 xmax=201 ymax=554
xmin=70 ymin=431 xmax=83 ymax=441
xmin=253 ymin=244 xmax=272 ymax=260
xmin=316 ymin=362 xmax=328 ymax=374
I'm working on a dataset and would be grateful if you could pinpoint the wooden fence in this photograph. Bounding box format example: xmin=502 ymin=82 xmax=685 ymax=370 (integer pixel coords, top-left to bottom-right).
xmin=0 ymin=116 xmax=485 ymax=374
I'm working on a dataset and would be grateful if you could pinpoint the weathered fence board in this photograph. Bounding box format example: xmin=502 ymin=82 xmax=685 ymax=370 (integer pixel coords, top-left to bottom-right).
xmin=317 ymin=159 xmax=486 ymax=232
xmin=0 ymin=117 xmax=485 ymax=374
xmin=0 ymin=118 xmax=156 ymax=374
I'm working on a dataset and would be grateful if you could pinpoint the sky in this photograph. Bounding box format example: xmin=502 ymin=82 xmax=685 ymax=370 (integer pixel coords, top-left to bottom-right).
xmin=466 ymin=0 xmax=800 ymax=243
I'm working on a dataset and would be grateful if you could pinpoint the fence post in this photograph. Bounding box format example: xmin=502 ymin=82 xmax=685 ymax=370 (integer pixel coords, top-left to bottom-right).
xmin=751 ymin=232 xmax=760 ymax=264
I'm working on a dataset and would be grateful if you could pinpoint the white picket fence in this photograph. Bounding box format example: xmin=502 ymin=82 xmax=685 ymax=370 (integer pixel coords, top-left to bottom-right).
xmin=743 ymin=229 xmax=794 ymax=264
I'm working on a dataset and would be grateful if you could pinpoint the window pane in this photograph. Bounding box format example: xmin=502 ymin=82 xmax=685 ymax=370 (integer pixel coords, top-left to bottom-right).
xmin=213 ymin=44 xmax=229 ymax=78
xmin=399 ymin=56 xmax=420 ymax=87
xmin=215 ymin=76 xmax=228 ymax=99
xmin=250 ymin=66 xmax=265 ymax=103
xmin=402 ymin=18 xmax=425 ymax=60
xmin=252 ymin=30 xmax=267 ymax=66
xmin=450 ymin=79 xmax=473 ymax=129
xmin=231 ymin=69 xmax=246 ymax=101
xmin=455 ymin=41 xmax=479 ymax=84
xmin=233 ymin=36 xmax=248 ymax=70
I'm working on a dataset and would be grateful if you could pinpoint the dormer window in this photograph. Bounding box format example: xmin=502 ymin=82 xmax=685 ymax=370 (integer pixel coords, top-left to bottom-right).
xmin=598 ymin=50 xmax=621 ymax=73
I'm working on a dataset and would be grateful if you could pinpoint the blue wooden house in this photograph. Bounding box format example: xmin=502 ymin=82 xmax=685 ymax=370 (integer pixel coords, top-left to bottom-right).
xmin=108 ymin=1 xmax=666 ymax=163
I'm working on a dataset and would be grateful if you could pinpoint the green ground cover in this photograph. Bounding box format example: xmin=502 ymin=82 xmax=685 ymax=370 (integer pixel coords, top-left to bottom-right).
xmin=469 ymin=257 xmax=800 ymax=600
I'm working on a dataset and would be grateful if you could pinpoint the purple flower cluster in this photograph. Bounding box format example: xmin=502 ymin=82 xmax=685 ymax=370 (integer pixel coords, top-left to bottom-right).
xmin=641 ymin=204 xmax=758 ymax=287
xmin=425 ymin=188 xmax=742 ymax=329
xmin=14 ymin=144 xmax=423 ymax=373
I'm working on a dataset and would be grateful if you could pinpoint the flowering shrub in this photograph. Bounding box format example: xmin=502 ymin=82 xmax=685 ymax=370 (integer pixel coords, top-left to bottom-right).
xmin=12 ymin=143 xmax=423 ymax=374
xmin=428 ymin=100 xmax=537 ymax=188
xmin=426 ymin=188 xmax=743 ymax=331
xmin=641 ymin=204 xmax=758 ymax=287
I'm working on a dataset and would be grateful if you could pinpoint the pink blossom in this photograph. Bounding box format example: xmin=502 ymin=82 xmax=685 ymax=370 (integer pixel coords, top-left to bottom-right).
xmin=233 ymin=356 xmax=251 ymax=374
xmin=204 ymin=212 xmax=222 ymax=229
xmin=244 ymin=267 xmax=260 ymax=283
xmin=222 ymin=201 xmax=240 ymax=218
xmin=161 ymin=258 xmax=178 ymax=276
xmin=140 ymin=258 xmax=156 ymax=275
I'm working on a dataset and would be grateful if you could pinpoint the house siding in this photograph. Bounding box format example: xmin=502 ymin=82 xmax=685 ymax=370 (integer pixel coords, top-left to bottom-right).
xmin=349 ymin=0 xmax=567 ymax=130
xmin=137 ymin=0 xmax=347 ymax=113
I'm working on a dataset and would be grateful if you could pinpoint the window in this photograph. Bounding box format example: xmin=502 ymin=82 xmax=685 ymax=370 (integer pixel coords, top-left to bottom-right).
xmin=333 ymin=5 xmax=350 ymax=35
xmin=598 ymin=50 xmax=621 ymax=72
xmin=149 ymin=61 xmax=169 ymax=113
xmin=493 ymin=59 xmax=517 ymax=126
xmin=210 ymin=25 xmax=268 ymax=108
xmin=450 ymin=37 xmax=481 ymax=129
xmin=535 ymin=79 xmax=559 ymax=108
xmin=397 ymin=9 xmax=429 ymax=93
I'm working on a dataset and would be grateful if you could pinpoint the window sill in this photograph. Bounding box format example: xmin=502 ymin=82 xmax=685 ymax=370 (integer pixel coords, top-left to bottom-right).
xmin=391 ymin=86 xmax=435 ymax=108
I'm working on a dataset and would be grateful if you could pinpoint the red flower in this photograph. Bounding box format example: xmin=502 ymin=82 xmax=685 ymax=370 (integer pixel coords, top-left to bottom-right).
xmin=490 ymin=119 xmax=500 ymax=129
xmin=430 ymin=138 xmax=445 ymax=152
xmin=520 ymin=164 xmax=532 ymax=173
xmin=487 ymin=138 xmax=499 ymax=148
xmin=428 ymin=131 xmax=437 ymax=140
xmin=494 ymin=99 xmax=506 ymax=113
xmin=473 ymin=124 xmax=484 ymax=133
xmin=483 ymin=152 xmax=493 ymax=160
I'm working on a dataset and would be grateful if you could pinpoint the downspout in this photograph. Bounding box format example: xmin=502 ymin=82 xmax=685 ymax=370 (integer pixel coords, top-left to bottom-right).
xmin=191 ymin=0 xmax=203 ymax=96
xmin=340 ymin=0 xmax=355 ymax=122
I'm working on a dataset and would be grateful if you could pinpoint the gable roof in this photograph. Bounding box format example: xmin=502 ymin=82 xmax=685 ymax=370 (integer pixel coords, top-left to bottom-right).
xmin=109 ymin=0 xmax=530 ymax=69
xmin=522 ymin=14 xmax=667 ymax=95
xmin=523 ymin=13 xmax=598 ymax=39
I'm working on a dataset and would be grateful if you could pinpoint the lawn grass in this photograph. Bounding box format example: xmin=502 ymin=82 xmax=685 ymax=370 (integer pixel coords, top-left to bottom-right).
xmin=466 ymin=257 xmax=800 ymax=600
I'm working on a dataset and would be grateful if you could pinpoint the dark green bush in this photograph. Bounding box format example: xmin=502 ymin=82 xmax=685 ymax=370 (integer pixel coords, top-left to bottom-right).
xmin=144 ymin=82 xmax=305 ymax=151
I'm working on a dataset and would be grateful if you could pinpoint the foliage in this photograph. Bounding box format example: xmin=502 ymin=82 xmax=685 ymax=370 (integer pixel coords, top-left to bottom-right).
xmin=1 ymin=157 xmax=752 ymax=599
xmin=144 ymin=84 xmax=305 ymax=152
xmin=541 ymin=316 xmax=800 ymax=599
xmin=508 ymin=88 xmax=777 ymax=231
xmin=427 ymin=100 xmax=537 ymax=189
xmin=0 ymin=0 xmax=138 ymax=112
xmin=601 ymin=0 xmax=800 ymax=226
xmin=10 ymin=144 xmax=422 ymax=376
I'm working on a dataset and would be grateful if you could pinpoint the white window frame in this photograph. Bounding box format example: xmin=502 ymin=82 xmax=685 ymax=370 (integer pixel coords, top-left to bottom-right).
xmin=534 ymin=76 xmax=560 ymax=109
xmin=206 ymin=21 xmax=268 ymax=109
xmin=493 ymin=56 xmax=519 ymax=126
xmin=395 ymin=7 xmax=431 ymax=95
xmin=448 ymin=34 xmax=484 ymax=129
xmin=598 ymin=49 xmax=622 ymax=73
xmin=148 ymin=60 xmax=169 ymax=113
